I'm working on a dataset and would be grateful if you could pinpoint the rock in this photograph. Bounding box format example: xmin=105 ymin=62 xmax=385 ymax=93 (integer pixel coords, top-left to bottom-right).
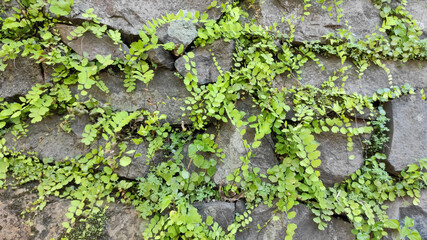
xmin=193 ymin=201 xmax=236 ymax=230
xmin=78 ymin=68 xmax=192 ymax=124
xmin=0 ymin=1 xmax=20 ymax=20
xmin=212 ymin=97 xmax=279 ymax=185
xmin=32 ymin=200 xmax=71 ymax=240
xmin=384 ymin=94 xmax=427 ymax=173
xmin=315 ymin=119 xmax=371 ymax=187
xmin=236 ymin=202 xmax=354 ymax=240
xmin=391 ymin=0 xmax=427 ymax=39
xmin=4 ymin=115 xmax=93 ymax=161
xmin=260 ymin=0 xmax=382 ymax=42
xmin=286 ymin=54 xmax=427 ymax=98
xmin=175 ymin=40 xmax=235 ymax=85
xmin=0 ymin=185 xmax=36 ymax=240
xmin=147 ymin=47 xmax=175 ymax=69
xmin=55 ymin=24 xmax=129 ymax=61
xmin=62 ymin=0 xmax=228 ymax=36
xmin=385 ymin=190 xmax=427 ymax=239
xmin=157 ymin=20 xmax=198 ymax=49
xmin=114 ymin=141 xmax=165 ymax=179
xmin=105 ymin=203 xmax=148 ymax=240
xmin=0 ymin=56 xmax=44 ymax=99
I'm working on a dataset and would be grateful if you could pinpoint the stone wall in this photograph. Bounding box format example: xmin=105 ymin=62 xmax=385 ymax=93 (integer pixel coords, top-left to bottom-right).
xmin=0 ymin=0 xmax=426 ymax=239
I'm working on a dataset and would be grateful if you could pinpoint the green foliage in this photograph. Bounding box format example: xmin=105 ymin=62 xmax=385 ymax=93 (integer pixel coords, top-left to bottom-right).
xmin=0 ymin=0 xmax=426 ymax=239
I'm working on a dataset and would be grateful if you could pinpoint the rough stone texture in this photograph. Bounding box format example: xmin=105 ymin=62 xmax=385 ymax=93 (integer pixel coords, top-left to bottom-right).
xmin=114 ymin=141 xmax=165 ymax=179
xmin=260 ymin=0 xmax=382 ymax=42
xmin=315 ymin=119 xmax=371 ymax=187
xmin=284 ymin=54 xmax=427 ymax=97
xmin=79 ymin=68 xmax=192 ymax=124
xmin=384 ymin=94 xmax=427 ymax=173
xmin=0 ymin=1 xmax=20 ymax=20
xmin=4 ymin=115 xmax=94 ymax=161
xmin=236 ymin=202 xmax=355 ymax=240
xmin=175 ymin=40 xmax=235 ymax=85
xmin=0 ymin=184 xmax=36 ymax=240
xmin=385 ymin=190 xmax=427 ymax=239
xmin=147 ymin=47 xmax=175 ymax=69
xmin=392 ymin=0 xmax=427 ymax=39
xmin=32 ymin=200 xmax=71 ymax=240
xmin=0 ymin=56 xmax=44 ymax=99
xmin=63 ymin=0 xmax=228 ymax=36
xmin=157 ymin=20 xmax=198 ymax=49
xmin=193 ymin=201 xmax=236 ymax=230
xmin=105 ymin=203 xmax=148 ymax=240
xmin=213 ymin=97 xmax=279 ymax=185
xmin=0 ymin=183 xmax=148 ymax=240
xmin=55 ymin=24 xmax=129 ymax=61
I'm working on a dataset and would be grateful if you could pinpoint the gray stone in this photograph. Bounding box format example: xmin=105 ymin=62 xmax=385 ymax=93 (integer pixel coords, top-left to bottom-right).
xmin=193 ymin=201 xmax=236 ymax=230
xmin=213 ymin=97 xmax=279 ymax=185
xmin=236 ymin=202 xmax=354 ymax=240
xmin=114 ymin=141 xmax=165 ymax=180
xmin=147 ymin=47 xmax=175 ymax=69
xmin=385 ymin=190 xmax=427 ymax=239
xmin=315 ymin=119 xmax=370 ymax=187
xmin=260 ymin=0 xmax=382 ymax=42
xmin=55 ymin=24 xmax=129 ymax=61
xmin=62 ymin=0 xmax=228 ymax=36
xmin=157 ymin=20 xmax=198 ymax=49
xmin=4 ymin=115 xmax=93 ymax=161
xmin=286 ymin=54 xmax=427 ymax=98
xmin=175 ymin=40 xmax=235 ymax=85
xmin=105 ymin=203 xmax=148 ymax=240
xmin=32 ymin=199 xmax=71 ymax=240
xmin=78 ymin=68 xmax=191 ymax=124
xmin=0 ymin=56 xmax=44 ymax=99
xmin=391 ymin=0 xmax=427 ymax=39
xmin=384 ymin=94 xmax=427 ymax=173
xmin=0 ymin=185 xmax=36 ymax=240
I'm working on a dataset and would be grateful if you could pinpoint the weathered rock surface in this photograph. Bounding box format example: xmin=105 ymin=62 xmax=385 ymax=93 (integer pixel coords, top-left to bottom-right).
xmin=384 ymin=94 xmax=427 ymax=173
xmin=0 ymin=182 xmax=148 ymax=240
xmin=175 ymin=40 xmax=235 ymax=85
xmin=391 ymin=0 xmax=427 ymax=39
xmin=0 ymin=184 xmax=36 ymax=240
xmin=63 ymin=0 xmax=228 ymax=36
xmin=212 ymin=97 xmax=279 ymax=185
xmin=0 ymin=56 xmax=44 ymax=99
xmin=315 ymin=120 xmax=371 ymax=187
xmin=55 ymin=24 xmax=129 ymax=61
xmin=0 ymin=1 xmax=20 ymax=20
xmin=79 ymin=68 xmax=192 ymax=124
xmin=4 ymin=115 xmax=93 ymax=161
xmin=236 ymin=202 xmax=355 ymax=240
xmin=147 ymin=47 xmax=175 ymax=69
xmin=260 ymin=0 xmax=382 ymax=42
xmin=114 ymin=141 xmax=165 ymax=180
xmin=105 ymin=203 xmax=148 ymax=240
xmin=157 ymin=20 xmax=198 ymax=49
xmin=193 ymin=201 xmax=236 ymax=230
xmin=385 ymin=190 xmax=427 ymax=239
xmin=285 ymin=54 xmax=427 ymax=97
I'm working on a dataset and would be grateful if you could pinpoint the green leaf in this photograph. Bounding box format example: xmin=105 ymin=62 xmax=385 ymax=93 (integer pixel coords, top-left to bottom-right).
xmin=311 ymin=159 xmax=321 ymax=168
xmin=49 ymin=0 xmax=74 ymax=16
xmin=252 ymin=141 xmax=261 ymax=148
xmin=206 ymin=216 xmax=213 ymax=226
xmin=120 ymin=156 xmax=132 ymax=167
xmin=383 ymin=219 xmax=399 ymax=229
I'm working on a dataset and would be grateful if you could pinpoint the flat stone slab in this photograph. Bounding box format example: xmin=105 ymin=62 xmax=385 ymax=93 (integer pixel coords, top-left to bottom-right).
xmin=175 ymin=39 xmax=235 ymax=85
xmin=260 ymin=0 xmax=382 ymax=42
xmin=384 ymin=94 xmax=427 ymax=173
xmin=0 ymin=56 xmax=44 ymax=99
xmin=78 ymin=68 xmax=192 ymax=124
xmin=236 ymin=202 xmax=355 ymax=240
xmin=60 ymin=0 xmax=228 ymax=36
xmin=55 ymin=24 xmax=129 ymax=61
